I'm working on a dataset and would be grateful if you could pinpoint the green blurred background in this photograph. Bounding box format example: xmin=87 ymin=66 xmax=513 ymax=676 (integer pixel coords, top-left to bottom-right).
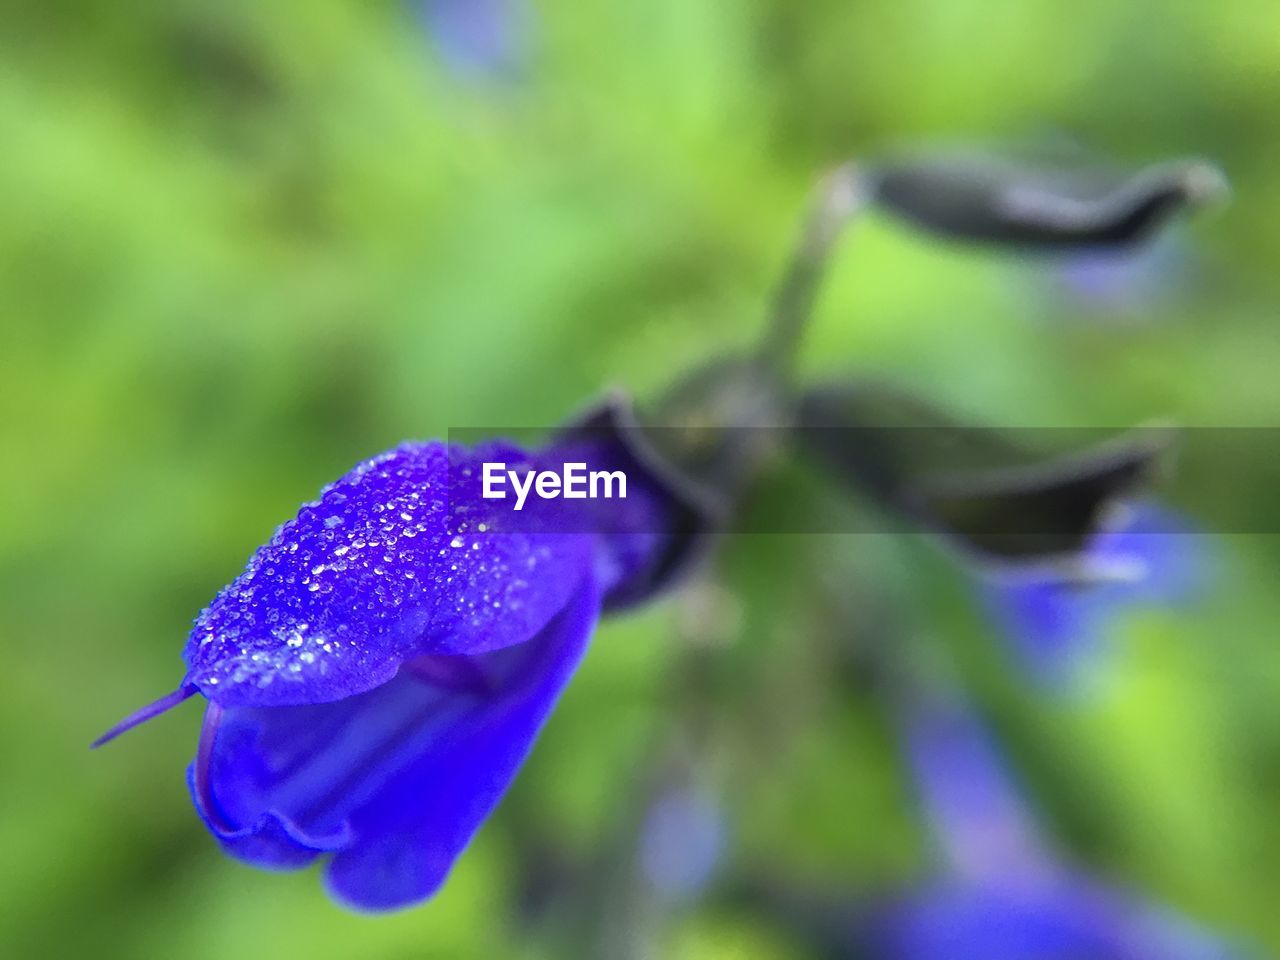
xmin=3 ymin=1 xmax=1280 ymax=957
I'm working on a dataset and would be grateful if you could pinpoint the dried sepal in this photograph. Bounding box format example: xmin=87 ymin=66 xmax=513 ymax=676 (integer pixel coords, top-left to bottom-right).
xmin=868 ymin=151 xmax=1226 ymax=250
xmin=797 ymin=380 xmax=1172 ymax=572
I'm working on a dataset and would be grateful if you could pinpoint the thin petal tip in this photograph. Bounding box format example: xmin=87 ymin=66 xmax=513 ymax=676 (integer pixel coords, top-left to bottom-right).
xmin=91 ymin=683 xmax=198 ymax=749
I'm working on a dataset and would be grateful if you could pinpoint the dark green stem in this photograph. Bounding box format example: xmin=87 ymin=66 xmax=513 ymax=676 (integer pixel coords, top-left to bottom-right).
xmin=756 ymin=162 xmax=868 ymax=377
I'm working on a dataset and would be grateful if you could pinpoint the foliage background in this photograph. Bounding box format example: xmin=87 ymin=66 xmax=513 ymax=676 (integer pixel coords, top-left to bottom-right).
xmin=3 ymin=0 xmax=1279 ymax=957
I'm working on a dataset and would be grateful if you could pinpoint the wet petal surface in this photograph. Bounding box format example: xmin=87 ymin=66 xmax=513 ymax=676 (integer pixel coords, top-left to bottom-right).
xmin=190 ymin=573 xmax=600 ymax=908
xmin=184 ymin=441 xmax=589 ymax=708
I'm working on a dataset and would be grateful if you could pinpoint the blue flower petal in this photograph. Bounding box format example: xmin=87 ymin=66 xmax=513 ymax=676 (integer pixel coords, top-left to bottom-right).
xmin=639 ymin=785 xmax=726 ymax=903
xmin=983 ymin=502 xmax=1207 ymax=681
xmin=871 ymin=880 xmax=1251 ymax=960
xmin=984 ymin=577 xmax=1099 ymax=680
xmin=188 ymin=570 xmax=600 ymax=908
xmin=872 ymin=883 xmax=1119 ymax=960
xmin=325 ymin=574 xmax=600 ymax=911
xmin=183 ymin=441 xmax=591 ymax=708
xmin=901 ymin=697 xmax=1050 ymax=883
xmin=886 ymin=685 xmax=1249 ymax=960
xmin=419 ymin=0 xmax=530 ymax=79
xmin=1090 ymin=502 xmax=1205 ymax=605
xmin=188 ymin=760 xmax=351 ymax=870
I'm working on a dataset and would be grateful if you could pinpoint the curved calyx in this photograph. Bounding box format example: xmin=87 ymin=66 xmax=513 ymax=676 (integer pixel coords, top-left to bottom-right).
xmin=866 ymin=151 xmax=1226 ymax=250
xmin=796 ymin=380 xmax=1172 ymax=574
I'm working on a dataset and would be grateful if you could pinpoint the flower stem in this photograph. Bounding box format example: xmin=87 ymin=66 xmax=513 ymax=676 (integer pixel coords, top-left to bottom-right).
xmin=756 ymin=162 xmax=867 ymax=377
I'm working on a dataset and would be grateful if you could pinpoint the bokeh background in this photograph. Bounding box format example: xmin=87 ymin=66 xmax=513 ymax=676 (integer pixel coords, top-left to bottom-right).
xmin=4 ymin=1 xmax=1280 ymax=957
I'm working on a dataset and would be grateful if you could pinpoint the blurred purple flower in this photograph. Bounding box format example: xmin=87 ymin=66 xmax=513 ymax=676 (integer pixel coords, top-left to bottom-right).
xmin=874 ymin=882 xmax=1240 ymax=960
xmin=870 ymin=695 xmax=1248 ymax=959
xmin=1055 ymin=234 xmax=1194 ymax=313
xmin=418 ymin=0 xmax=531 ymax=79
xmin=900 ymin=694 xmax=1052 ymax=887
xmin=639 ymin=783 xmax=727 ymax=904
xmin=982 ymin=502 xmax=1208 ymax=683
xmin=95 ymin=429 xmax=689 ymax=911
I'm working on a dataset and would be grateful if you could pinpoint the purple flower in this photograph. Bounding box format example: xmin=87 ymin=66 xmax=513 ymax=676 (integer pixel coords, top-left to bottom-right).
xmin=1055 ymin=234 xmax=1192 ymax=312
xmin=639 ymin=783 xmax=726 ymax=904
xmin=873 ymin=882 xmax=1240 ymax=960
xmin=417 ymin=0 xmax=531 ymax=80
xmin=870 ymin=694 xmax=1248 ymax=959
xmin=981 ymin=502 xmax=1207 ymax=683
xmin=95 ymin=403 xmax=705 ymax=911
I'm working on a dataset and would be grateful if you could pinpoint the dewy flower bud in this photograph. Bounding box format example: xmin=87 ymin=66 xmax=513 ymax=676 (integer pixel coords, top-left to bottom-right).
xmin=94 ymin=393 xmax=708 ymax=911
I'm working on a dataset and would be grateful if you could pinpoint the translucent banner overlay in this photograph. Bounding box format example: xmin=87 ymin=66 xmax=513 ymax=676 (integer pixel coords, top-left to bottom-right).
xmin=445 ymin=426 xmax=1280 ymax=536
